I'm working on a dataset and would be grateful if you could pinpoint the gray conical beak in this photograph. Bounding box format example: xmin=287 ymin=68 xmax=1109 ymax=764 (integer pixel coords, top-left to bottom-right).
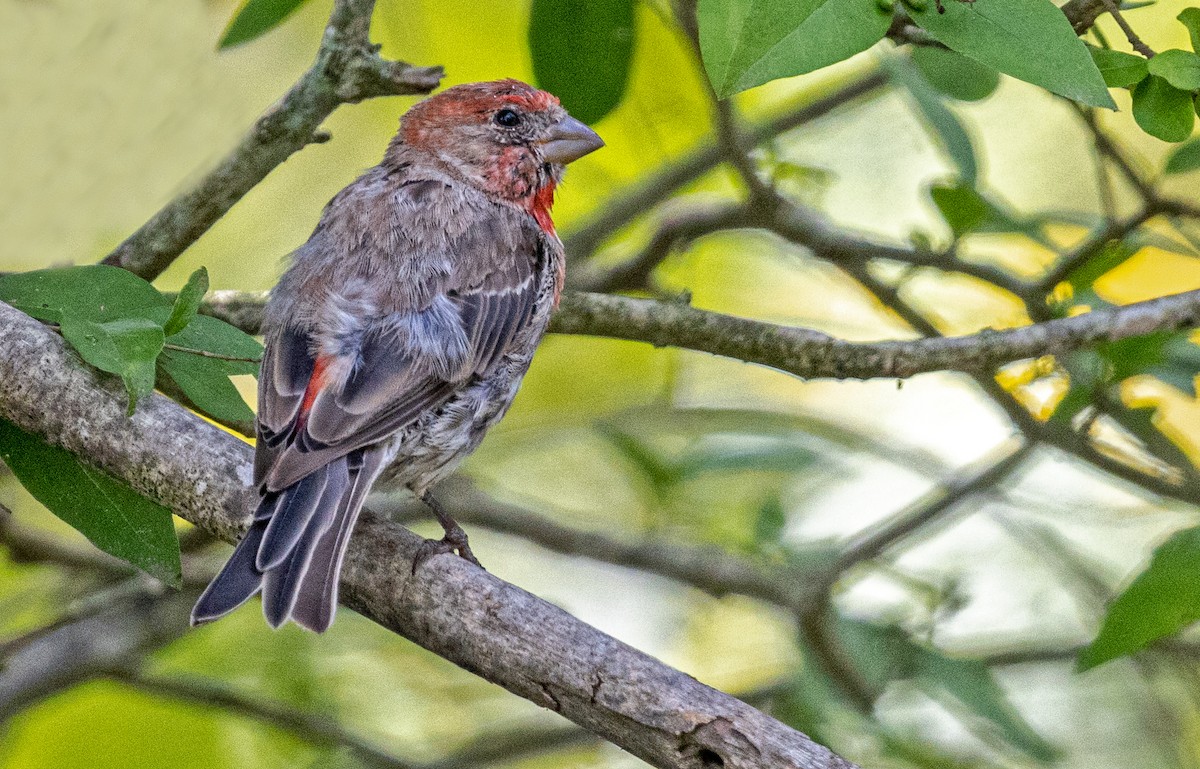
xmin=540 ymin=115 xmax=604 ymax=165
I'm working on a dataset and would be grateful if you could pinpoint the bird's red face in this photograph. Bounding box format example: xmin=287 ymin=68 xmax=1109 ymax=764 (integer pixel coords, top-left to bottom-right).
xmin=397 ymin=80 xmax=603 ymax=227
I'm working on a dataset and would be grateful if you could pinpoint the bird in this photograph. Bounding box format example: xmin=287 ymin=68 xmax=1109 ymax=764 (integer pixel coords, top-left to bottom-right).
xmin=191 ymin=79 xmax=603 ymax=632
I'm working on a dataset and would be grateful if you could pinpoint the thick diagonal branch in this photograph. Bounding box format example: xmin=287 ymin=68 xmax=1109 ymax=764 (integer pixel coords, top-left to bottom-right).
xmin=100 ymin=0 xmax=442 ymax=281
xmin=0 ymin=301 xmax=856 ymax=769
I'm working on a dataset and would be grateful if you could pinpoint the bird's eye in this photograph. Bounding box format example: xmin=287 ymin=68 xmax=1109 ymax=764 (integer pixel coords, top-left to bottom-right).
xmin=494 ymin=108 xmax=521 ymax=127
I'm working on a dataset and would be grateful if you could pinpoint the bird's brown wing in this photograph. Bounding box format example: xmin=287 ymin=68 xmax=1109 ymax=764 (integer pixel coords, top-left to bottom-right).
xmin=255 ymin=209 xmax=545 ymax=492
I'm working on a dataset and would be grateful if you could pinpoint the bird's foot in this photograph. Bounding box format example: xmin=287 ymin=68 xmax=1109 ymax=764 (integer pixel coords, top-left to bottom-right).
xmin=412 ymin=491 xmax=485 ymax=573
xmin=412 ymin=528 xmax=483 ymax=573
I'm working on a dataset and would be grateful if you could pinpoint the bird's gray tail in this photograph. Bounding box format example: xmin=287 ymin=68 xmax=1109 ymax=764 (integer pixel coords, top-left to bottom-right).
xmin=190 ymin=448 xmax=388 ymax=633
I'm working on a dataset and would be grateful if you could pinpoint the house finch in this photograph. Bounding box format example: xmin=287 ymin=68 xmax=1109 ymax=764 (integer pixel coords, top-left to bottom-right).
xmin=191 ymin=80 xmax=603 ymax=632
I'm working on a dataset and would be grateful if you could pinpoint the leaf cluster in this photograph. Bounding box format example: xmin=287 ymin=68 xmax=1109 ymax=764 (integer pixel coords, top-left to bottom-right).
xmin=0 ymin=266 xmax=262 ymax=583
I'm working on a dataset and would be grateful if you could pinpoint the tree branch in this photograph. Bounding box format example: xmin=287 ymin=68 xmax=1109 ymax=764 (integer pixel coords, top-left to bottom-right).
xmin=812 ymin=439 xmax=1033 ymax=598
xmin=375 ymin=485 xmax=807 ymax=611
xmin=1097 ymin=0 xmax=1156 ymax=57
xmin=0 ymin=503 xmax=130 ymax=574
xmin=99 ymin=0 xmax=442 ymax=281
xmin=1033 ymin=206 xmax=1157 ymax=295
xmin=0 ymin=586 xmax=197 ymax=721
xmin=0 ymin=301 xmax=856 ymax=769
xmin=569 ymin=203 xmax=753 ymax=293
xmin=551 ymin=289 xmax=1200 ymax=381
xmin=843 ymin=255 xmax=1200 ymax=505
xmin=198 ymin=286 xmax=1200 ymax=382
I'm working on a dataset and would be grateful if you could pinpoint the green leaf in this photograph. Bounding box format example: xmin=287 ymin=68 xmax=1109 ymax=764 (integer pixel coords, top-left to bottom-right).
xmin=1127 ymin=226 xmax=1200 ymax=257
xmin=1132 ymin=75 xmax=1196 ymax=142
xmin=911 ymin=46 xmax=1001 ymax=101
xmin=1165 ymin=136 xmax=1200 ymax=173
xmin=837 ymin=618 xmax=1056 ymax=761
xmin=772 ymin=669 xmax=842 ymax=746
xmin=529 ymin=0 xmax=635 ymax=124
xmin=1147 ymin=48 xmax=1200 ymax=90
xmin=159 ymin=350 xmax=256 ymax=424
xmin=753 ymin=495 xmax=787 ymax=545
xmin=1053 ymin=350 xmax=1105 ymax=423
xmin=1180 ymin=8 xmax=1200 ymax=54
xmin=1150 ymin=335 xmax=1200 ymax=395
xmin=1094 ymin=330 xmax=1200 ymax=392
xmin=929 ymin=182 xmax=1042 ymax=240
xmin=0 ymin=265 xmax=166 ymax=324
xmin=891 ymin=58 xmax=978 ymax=184
xmin=912 ymin=648 xmax=1058 ymax=762
xmin=907 ymin=0 xmax=1116 ymax=109
xmin=218 ymin=0 xmax=313 ymax=49
xmin=164 ymin=267 xmax=209 ymax=337
xmin=0 ymin=265 xmax=261 ymax=423
xmin=677 ymin=441 xmax=817 ymax=478
xmin=1080 ymin=525 xmax=1200 ymax=669
xmin=0 ymin=417 xmax=180 ymax=586
xmin=1064 ymin=240 xmax=1137 ymax=294
xmin=159 ymin=314 xmax=263 ymax=377
xmin=1086 ymin=44 xmax=1149 ymax=88
xmin=596 ymin=424 xmax=682 ymax=492
xmin=153 ymin=312 xmax=261 ymax=425
xmin=835 ymin=618 xmax=918 ymax=691
xmin=697 ymin=0 xmax=892 ymax=98
xmin=60 ymin=316 xmax=165 ymax=415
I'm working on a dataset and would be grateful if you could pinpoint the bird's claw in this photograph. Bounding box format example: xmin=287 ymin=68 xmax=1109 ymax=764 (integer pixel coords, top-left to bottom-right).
xmin=412 ymin=526 xmax=483 ymax=574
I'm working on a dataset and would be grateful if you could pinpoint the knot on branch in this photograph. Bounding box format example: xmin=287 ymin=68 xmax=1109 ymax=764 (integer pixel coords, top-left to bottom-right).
xmin=333 ymin=51 xmax=445 ymax=103
xmin=679 ymin=717 xmax=760 ymax=769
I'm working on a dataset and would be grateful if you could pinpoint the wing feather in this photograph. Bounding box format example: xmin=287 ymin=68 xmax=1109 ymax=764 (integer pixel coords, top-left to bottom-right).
xmin=254 ymin=174 xmax=547 ymax=493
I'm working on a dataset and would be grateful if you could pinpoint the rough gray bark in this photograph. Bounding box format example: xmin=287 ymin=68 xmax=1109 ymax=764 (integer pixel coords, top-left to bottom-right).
xmin=553 ymin=289 xmax=1200 ymax=380
xmin=0 ymin=301 xmax=857 ymax=769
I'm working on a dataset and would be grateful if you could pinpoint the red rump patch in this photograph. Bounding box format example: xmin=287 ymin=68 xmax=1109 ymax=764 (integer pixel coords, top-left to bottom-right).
xmin=298 ymin=356 xmax=333 ymax=426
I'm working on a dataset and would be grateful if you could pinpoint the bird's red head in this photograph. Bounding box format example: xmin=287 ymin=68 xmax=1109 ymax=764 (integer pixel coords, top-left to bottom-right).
xmin=393 ymin=79 xmax=603 ymax=233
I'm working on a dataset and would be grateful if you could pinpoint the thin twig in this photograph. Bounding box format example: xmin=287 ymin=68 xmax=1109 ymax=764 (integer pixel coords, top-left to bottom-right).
xmin=1033 ymin=206 xmax=1158 ymax=296
xmin=1097 ymin=0 xmax=1156 ymax=57
xmin=841 ymin=255 xmax=1200 ymax=505
xmin=374 ymin=485 xmax=808 ymax=610
xmin=0 ymin=503 xmax=130 ymax=575
xmin=816 ymin=440 xmax=1034 ymax=597
xmin=794 ymin=441 xmax=1033 ymax=715
xmin=0 ymin=586 xmax=199 ymax=721
xmin=99 ymin=0 xmax=442 ymax=281
xmin=1074 ymin=105 xmax=1156 ymax=201
xmin=570 ymin=203 xmax=753 ymax=293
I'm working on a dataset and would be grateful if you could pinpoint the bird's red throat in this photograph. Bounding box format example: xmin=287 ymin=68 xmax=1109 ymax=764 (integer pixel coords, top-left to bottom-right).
xmin=527 ymin=180 xmax=557 ymax=236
